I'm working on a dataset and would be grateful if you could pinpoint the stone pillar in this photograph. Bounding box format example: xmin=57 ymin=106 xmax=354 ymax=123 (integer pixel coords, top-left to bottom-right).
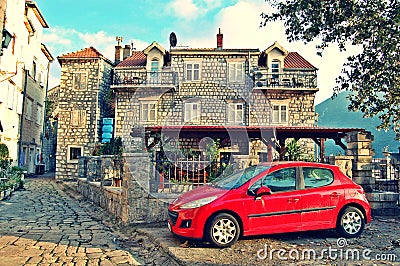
xmin=78 ymin=156 xmax=88 ymax=179
xmin=345 ymin=131 xmax=374 ymax=190
xmin=328 ymin=155 xmax=353 ymax=178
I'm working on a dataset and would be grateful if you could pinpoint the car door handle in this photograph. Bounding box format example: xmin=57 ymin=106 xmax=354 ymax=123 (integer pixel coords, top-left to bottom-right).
xmin=288 ymin=198 xmax=299 ymax=203
xmin=330 ymin=192 xmax=340 ymax=197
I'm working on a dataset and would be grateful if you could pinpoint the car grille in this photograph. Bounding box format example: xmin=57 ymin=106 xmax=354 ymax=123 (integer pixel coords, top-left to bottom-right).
xmin=168 ymin=210 xmax=179 ymax=226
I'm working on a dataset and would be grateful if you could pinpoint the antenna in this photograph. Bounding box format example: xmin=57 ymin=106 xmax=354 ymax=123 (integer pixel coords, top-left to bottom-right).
xmin=169 ymin=32 xmax=177 ymax=48
xmin=116 ymin=36 xmax=123 ymax=46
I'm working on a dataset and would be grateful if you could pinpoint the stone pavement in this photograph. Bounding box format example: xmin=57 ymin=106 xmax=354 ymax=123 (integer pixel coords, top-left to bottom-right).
xmin=0 ymin=176 xmax=176 ymax=266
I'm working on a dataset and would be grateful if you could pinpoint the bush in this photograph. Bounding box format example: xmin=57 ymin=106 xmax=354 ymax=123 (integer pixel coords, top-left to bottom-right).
xmin=0 ymin=143 xmax=9 ymax=160
xmin=93 ymin=137 xmax=123 ymax=156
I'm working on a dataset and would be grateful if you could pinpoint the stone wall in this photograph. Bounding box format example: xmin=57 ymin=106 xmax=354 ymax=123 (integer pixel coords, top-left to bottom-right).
xmin=56 ymin=58 xmax=113 ymax=180
xmin=76 ymin=153 xmax=173 ymax=224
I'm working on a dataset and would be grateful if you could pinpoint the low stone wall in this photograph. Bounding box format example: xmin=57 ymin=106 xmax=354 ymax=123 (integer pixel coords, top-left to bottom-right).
xmin=77 ymin=178 xmax=124 ymax=220
xmin=76 ymin=153 xmax=177 ymax=224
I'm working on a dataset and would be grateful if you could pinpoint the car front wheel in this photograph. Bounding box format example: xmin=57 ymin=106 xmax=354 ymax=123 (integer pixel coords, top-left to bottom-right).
xmin=206 ymin=213 xmax=240 ymax=248
xmin=337 ymin=206 xmax=365 ymax=238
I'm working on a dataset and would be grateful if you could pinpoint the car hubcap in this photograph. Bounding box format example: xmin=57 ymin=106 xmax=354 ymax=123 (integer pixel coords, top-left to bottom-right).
xmin=342 ymin=211 xmax=362 ymax=234
xmin=212 ymin=218 xmax=236 ymax=245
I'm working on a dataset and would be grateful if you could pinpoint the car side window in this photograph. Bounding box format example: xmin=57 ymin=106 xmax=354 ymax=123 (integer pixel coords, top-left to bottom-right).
xmin=303 ymin=167 xmax=334 ymax=188
xmin=249 ymin=168 xmax=296 ymax=193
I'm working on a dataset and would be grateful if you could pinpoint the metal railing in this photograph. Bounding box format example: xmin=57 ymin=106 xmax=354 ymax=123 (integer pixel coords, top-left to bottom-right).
xmin=253 ymin=72 xmax=317 ymax=89
xmin=152 ymin=154 xmax=226 ymax=193
xmin=112 ymin=70 xmax=179 ymax=87
xmin=372 ymin=158 xmax=400 ymax=193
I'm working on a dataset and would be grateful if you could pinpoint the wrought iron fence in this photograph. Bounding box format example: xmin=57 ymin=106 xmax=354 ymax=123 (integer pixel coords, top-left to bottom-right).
xmin=152 ymin=153 xmax=227 ymax=193
xmin=254 ymin=72 xmax=317 ymax=88
xmin=372 ymin=158 xmax=400 ymax=193
xmin=112 ymin=70 xmax=178 ymax=87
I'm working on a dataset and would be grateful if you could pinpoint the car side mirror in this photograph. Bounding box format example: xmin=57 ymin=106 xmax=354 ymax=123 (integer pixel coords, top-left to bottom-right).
xmin=256 ymin=186 xmax=271 ymax=198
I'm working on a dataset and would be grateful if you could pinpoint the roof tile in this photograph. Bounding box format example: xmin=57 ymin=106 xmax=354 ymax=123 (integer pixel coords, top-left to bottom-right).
xmin=284 ymin=52 xmax=317 ymax=69
xmin=58 ymin=47 xmax=104 ymax=59
xmin=116 ymin=51 xmax=147 ymax=68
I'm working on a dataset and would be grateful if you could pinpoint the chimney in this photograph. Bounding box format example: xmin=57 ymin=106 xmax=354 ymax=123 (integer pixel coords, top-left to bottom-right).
xmin=217 ymin=28 xmax=223 ymax=50
xmin=114 ymin=36 xmax=123 ymax=64
xmin=123 ymin=44 xmax=131 ymax=60
xmin=115 ymin=45 xmax=122 ymax=64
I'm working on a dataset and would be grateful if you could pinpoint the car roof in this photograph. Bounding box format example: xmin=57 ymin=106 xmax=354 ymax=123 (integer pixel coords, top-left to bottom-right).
xmin=258 ymin=161 xmax=336 ymax=169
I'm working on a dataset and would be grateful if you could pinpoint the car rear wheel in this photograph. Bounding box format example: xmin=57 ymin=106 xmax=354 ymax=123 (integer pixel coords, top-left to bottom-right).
xmin=206 ymin=213 xmax=240 ymax=248
xmin=337 ymin=206 xmax=365 ymax=238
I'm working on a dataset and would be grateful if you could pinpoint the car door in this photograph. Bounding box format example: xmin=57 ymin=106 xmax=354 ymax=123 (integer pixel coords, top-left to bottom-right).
xmin=299 ymin=166 xmax=345 ymax=230
xmin=246 ymin=167 xmax=302 ymax=235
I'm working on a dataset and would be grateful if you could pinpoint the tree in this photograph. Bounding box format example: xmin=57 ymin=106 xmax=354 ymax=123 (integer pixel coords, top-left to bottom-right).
xmin=261 ymin=0 xmax=400 ymax=132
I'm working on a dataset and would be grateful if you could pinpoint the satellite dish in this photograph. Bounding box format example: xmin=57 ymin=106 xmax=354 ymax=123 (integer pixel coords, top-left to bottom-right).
xmin=169 ymin=32 xmax=177 ymax=48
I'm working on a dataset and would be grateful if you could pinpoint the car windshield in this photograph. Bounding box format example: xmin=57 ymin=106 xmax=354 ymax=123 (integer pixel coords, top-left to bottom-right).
xmin=211 ymin=165 xmax=269 ymax=190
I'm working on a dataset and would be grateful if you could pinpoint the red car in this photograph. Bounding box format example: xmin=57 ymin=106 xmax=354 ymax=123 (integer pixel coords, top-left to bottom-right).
xmin=168 ymin=162 xmax=372 ymax=247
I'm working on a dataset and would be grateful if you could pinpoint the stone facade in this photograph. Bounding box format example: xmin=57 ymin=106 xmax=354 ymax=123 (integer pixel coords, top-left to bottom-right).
xmin=56 ymin=49 xmax=113 ymax=180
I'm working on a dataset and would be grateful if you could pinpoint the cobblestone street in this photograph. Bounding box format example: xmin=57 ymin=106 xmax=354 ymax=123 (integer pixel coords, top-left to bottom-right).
xmin=0 ymin=177 xmax=177 ymax=266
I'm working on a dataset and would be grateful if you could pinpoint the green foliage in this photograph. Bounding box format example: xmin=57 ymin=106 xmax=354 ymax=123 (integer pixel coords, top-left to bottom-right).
xmin=285 ymin=139 xmax=302 ymax=161
xmin=262 ymin=0 xmax=400 ymax=132
xmin=94 ymin=137 xmax=123 ymax=156
xmin=0 ymin=143 xmax=9 ymax=160
xmin=0 ymin=165 xmax=24 ymax=191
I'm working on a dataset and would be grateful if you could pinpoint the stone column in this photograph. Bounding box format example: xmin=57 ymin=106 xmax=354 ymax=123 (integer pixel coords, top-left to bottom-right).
xmin=345 ymin=131 xmax=374 ymax=190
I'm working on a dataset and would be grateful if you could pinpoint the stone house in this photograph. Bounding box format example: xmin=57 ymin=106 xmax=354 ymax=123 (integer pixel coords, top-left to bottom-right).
xmin=55 ymin=30 xmax=364 ymax=181
xmin=56 ymin=47 xmax=113 ymax=180
xmin=0 ymin=0 xmax=53 ymax=174
xmin=112 ymin=31 xmax=320 ymax=168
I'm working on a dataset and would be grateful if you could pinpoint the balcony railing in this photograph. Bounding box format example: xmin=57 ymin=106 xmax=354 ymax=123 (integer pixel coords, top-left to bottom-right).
xmin=111 ymin=70 xmax=179 ymax=87
xmin=253 ymin=72 xmax=317 ymax=89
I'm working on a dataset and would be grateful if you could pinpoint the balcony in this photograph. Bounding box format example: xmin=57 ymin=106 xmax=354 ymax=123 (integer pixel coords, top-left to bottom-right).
xmin=111 ymin=70 xmax=179 ymax=89
xmin=253 ymin=72 xmax=318 ymax=93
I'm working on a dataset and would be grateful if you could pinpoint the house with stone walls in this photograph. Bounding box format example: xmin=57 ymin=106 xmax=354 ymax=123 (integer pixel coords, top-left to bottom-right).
xmin=111 ymin=30 xmax=321 ymax=168
xmin=0 ymin=0 xmax=53 ymax=174
xmin=55 ymin=47 xmax=113 ymax=180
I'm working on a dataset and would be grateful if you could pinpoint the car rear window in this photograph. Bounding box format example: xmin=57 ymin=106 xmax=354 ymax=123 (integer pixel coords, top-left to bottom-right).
xmin=303 ymin=167 xmax=334 ymax=188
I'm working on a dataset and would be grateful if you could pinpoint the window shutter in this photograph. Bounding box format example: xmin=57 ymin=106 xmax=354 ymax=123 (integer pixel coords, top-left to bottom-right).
xmin=227 ymin=103 xmax=235 ymax=123
xmin=237 ymin=63 xmax=244 ymax=81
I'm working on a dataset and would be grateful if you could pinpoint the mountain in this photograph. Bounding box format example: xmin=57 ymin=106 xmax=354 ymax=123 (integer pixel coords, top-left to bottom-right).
xmin=316 ymin=91 xmax=398 ymax=158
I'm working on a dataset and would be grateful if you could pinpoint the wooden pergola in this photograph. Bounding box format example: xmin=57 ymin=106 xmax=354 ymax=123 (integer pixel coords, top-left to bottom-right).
xmin=144 ymin=125 xmax=364 ymax=162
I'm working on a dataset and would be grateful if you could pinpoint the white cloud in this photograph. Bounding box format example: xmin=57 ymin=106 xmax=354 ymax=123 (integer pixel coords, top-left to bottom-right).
xmin=43 ymin=27 xmax=150 ymax=89
xmin=169 ymin=0 xmax=199 ymax=19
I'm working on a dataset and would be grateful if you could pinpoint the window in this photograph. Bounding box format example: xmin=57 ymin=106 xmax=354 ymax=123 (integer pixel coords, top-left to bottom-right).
xmin=303 ymin=167 xmax=334 ymax=188
xmin=67 ymin=146 xmax=83 ymax=163
xmin=26 ymin=98 xmax=33 ymax=120
xmin=32 ymin=61 xmax=37 ymax=80
xmin=7 ymin=85 xmax=15 ymax=110
xmin=151 ymin=59 xmax=159 ymax=72
xmin=227 ymin=103 xmax=244 ymax=125
xmin=249 ymin=167 xmax=296 ymax=193
xmin=272 ymin=104 xmax=288 ymax=124
xmin=73 ymin=73 xmax=87 ymax=90
xmin=184 ymin=102 xmax=200 ymax=122
xmin=228 ymin=62 xmax=244 ymax=82
xmin=36 ymin=104 xmax=42 ymax=125
xmin=271 ymin=60 xmax=280 ymax=79
xmin=141 ymin=102 xmax=156 ymax=122
xmin=186 ymin=62 xmax=200 ymax=81
xmin=71 ymin=110 xmax=86 ymax=127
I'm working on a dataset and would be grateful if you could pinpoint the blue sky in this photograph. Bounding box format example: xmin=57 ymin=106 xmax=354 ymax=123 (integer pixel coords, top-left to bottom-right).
xmin=36 ymin=0 xmax=360 ymax=104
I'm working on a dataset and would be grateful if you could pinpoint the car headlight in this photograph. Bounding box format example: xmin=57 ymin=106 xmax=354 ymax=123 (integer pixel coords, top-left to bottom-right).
xmin=180 ymin=196 xmax=218 ymax=209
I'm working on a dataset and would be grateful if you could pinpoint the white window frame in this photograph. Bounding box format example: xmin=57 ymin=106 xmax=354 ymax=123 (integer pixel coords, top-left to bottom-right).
xmin=185 ymin=62 xmax=201 ymax=81
xmin=141 ymin=101 xmax=157 ymax=122
xmin=184 ymin=102 xmax=200 ymax=122
xmin=227 ymin=102 xmax=244 ymax=125
xmin=26 ymin=98 xmax=33 ymax=120
xmin=7 ymin=84 xmax=15 ymax=110
xmin=228 ymin=62 xmax=244 ymax=82
xmin=67 ymin=145 xmax=83 ymax=163
xmin=272 ymin=104 xmax=288 ymax=124
xmin=36 ymin=104 xmax=42 ymax=125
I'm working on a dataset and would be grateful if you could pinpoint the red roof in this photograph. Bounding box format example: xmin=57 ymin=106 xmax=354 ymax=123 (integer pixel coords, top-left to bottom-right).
xmin=116 ymin=51 xmax=147 ymax=68
xmin=58 ymin=47 xmax=104 ymax=59
xmin=284 ymin=52 xmax=317 ymax=69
